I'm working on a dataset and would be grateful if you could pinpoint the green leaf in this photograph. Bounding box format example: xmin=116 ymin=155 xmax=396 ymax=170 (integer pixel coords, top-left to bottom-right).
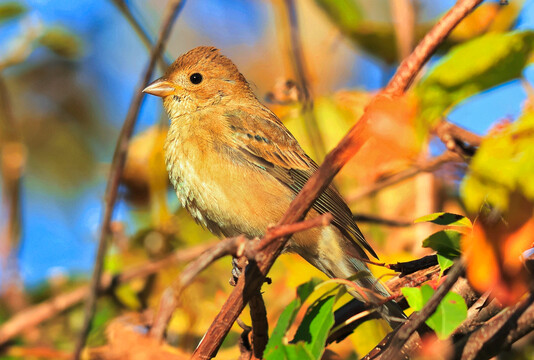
xmin=417 ymin=30 xmax=534 ymax=126
xmin=265 ymin=279 xmax=337 ymax=360
xmin=437 ymin=254 xmax=454 ymax=275
xmin=415 ymin=212 xmax=472 ymax=227
xmin=313 ymin=0 xmax=363 ymax=33
xmin=462 ymin=112 xmax=534 ymax=212
xmin=402 ymin=285 xmax=467 ymax=339
xmin=281 ymin=343 xmax=315 ymax=360
xmin=426 ymin=290 xmax=468 ymax=339
xmin=297 ymin=278 xmax=323 ymax=303
xmin=39 ymin=26 xmax=82 ymax=58
xmin=115 ymin=284 xmax=142 ymax=310
xmin=264 ymin=298 xmax=300 ymax=358
xmin=314 ymin=0 xmax=437 ymax=64
xmin=422 ymin=230 xmax=462 ymax=259
xmin=402 ymin=287 xmax=425 ymax=311
xmin=0 ymin=2 xmax=26 ymax=24
xmin=293 ymin=296 xmax=336 ymax=359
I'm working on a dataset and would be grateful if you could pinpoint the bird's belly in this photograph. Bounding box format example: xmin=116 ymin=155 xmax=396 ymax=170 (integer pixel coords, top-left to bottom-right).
xmin=167 ymin=149 xmax=291 ymax=238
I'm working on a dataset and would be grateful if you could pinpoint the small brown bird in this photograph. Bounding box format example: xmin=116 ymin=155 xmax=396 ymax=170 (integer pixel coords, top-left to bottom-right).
xmin=143 ymin=46 xmax=404 ymax=326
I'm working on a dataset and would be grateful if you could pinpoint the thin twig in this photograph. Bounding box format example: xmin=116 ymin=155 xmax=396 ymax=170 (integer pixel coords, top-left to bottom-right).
xmin=73 ymin=3 xmax=185 ymax=357
xmin=347 ymin=118 xmax=481 ymax=203
xmin=390 ymin=0 xmax=416 ymax=60
xmin=109 ymin=0 xmax=170 ymax=70
xmin=0 ymin=242 xmax=211 ymax=346
xmin=192 ymin=0 xmax=483 ymax=357
xmin=0 ymin=74 xmax=26 ymax=311
xmin=347 ymin=151 xmax=463 ymax=202
xmin=281 ymin=0 xmax=326 ymax=160
xmin=353 ymin=213 xmax=413 ymax=227
xmin=453 ymin=297 xmax=502 ymax=337
xmin=260 ymin=213 xmax=333 ymax=250
xmin=4 ymin=346 xmax=71 ymax=360
xmin=0 ymin=74 xmax=21 ymax=252
xmin=434 ymin=119 xmax=482 ymax=157
xmin=384 ymin=0 xmax=484 ymax=95
xmin=0 ymin=23 xmax=42 ymax=71
xmin=380 ymin=259 xmax=465 ymax=360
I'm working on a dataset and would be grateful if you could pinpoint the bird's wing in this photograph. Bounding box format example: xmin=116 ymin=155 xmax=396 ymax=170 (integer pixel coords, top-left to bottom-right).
xmin=224 ymin=108 xmax=377 ymax=259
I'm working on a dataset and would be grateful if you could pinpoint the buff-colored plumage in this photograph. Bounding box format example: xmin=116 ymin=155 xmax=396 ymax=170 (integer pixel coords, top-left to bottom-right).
xmin=143 ymin=46 xmax=405 ymax=326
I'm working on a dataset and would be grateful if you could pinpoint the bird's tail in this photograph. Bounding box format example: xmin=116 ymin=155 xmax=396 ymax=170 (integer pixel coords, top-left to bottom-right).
xmin=345 ymin=256 xmax=406 ymax=328
xmin=307 ymin=250 xmax=407 ymax=329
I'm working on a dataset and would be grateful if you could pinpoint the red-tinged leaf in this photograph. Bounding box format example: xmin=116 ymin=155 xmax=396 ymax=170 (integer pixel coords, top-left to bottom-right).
xmin=464 ymin=217 xmax=531 ymax=305
xmin=463 ymin=223 xmax=501 ymax=295
xmin=503 ymin=217 xmax=534 ymax=273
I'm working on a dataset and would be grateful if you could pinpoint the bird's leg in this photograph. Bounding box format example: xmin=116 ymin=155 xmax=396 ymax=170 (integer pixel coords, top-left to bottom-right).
xmin=230 ymin=256 xmax=248 ymax=286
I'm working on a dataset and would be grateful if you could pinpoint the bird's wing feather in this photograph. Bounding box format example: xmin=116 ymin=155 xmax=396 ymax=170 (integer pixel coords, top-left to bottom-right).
xmin=224 ymin=108 xmax=377 ymax=259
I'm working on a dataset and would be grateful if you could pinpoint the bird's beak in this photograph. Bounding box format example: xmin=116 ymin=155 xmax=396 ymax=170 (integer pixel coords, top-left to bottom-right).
xmin=143 ymin=78 xmax=179 ymax=97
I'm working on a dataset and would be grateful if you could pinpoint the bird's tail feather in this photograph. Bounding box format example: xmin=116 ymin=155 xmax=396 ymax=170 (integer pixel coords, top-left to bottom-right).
xmin=345 ymin=257 xmax=406 ymax=328
xmin=318 ymin=255 xmax=407 ymax=329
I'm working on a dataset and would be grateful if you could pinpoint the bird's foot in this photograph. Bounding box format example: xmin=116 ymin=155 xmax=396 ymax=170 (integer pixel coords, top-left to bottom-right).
xmin=229 ymin=256 xmax=272 ymax=286
xmin=230 ymin=256 xmax=247 ymax=286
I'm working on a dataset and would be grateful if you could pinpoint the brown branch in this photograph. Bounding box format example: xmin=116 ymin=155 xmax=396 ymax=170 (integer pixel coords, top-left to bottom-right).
xmin=281 ymin=0 xmax=326 ymax=160
xmin=435 ymin=120 xmax=483 ymax=148
xmin=353 ymin=213 xmax=413 ymax=227
xmin=384 ymin=0 xmax=484 ymax=95
xmin=261 ymin=213 xmax=333 ymax=250
xmin=249 ymin=289 xmax=269 ymax=359
xmin=434 ymin=119 xmax=483 ymax=157
xmin=0 ymin=74 xmax=22 ymax=254
xmin=387 ymin=265 xmax=441 ymax=296
xmin=454 ymin=293 xmax=534 ymax=360
xmin=149 ymin=214 xmax=333 ymax=341
xmin=348 ymin=151 xmax=463 ymax=202
xmin=192 ymin=0 xmax=484 ymax=358
xmin=453 ymin=297 xmax=502 ymax=337
xmin=0 ymin=242 xmax=211 ymax=346
xmin=4 ymin=346 xmax=71 ymax=359
xmin=73 ymin=1 xmax=186 ymax=358
xmin=390 ymin=0 xmax=416 ymax=60
xmin=0 ymin=74 xmax=26 ymax=312
xmin=379 ymin=259 xmax=465 ymax=360
xmin=451 ymin=277 xmax=480 ymax=310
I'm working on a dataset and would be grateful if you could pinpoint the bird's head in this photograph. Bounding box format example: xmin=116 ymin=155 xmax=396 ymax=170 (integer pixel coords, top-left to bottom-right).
xmin=143 ymin=46 xmax=253 ymax=119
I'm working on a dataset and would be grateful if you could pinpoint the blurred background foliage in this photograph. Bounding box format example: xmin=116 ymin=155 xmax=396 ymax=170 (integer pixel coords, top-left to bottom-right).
xmin=0 ymin=0 xmax=533 ymax=359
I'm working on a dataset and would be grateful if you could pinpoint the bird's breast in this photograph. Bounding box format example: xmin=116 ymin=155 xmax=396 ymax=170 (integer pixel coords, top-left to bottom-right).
xmin=164 ymin=118 xmax=223 ymax=233
xmin=164 ymin=114 xmax=292 ymax=238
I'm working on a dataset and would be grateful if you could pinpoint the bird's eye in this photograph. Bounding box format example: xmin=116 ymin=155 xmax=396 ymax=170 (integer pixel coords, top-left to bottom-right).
xmin=189 ymin=73 xmax=203 ymax=84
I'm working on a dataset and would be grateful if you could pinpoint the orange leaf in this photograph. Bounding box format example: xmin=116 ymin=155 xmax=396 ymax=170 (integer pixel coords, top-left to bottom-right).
xmin=503 ymin=217 xmax=534 ymax=272
xmin=463 ymin=223 xmax=500 ymax=294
